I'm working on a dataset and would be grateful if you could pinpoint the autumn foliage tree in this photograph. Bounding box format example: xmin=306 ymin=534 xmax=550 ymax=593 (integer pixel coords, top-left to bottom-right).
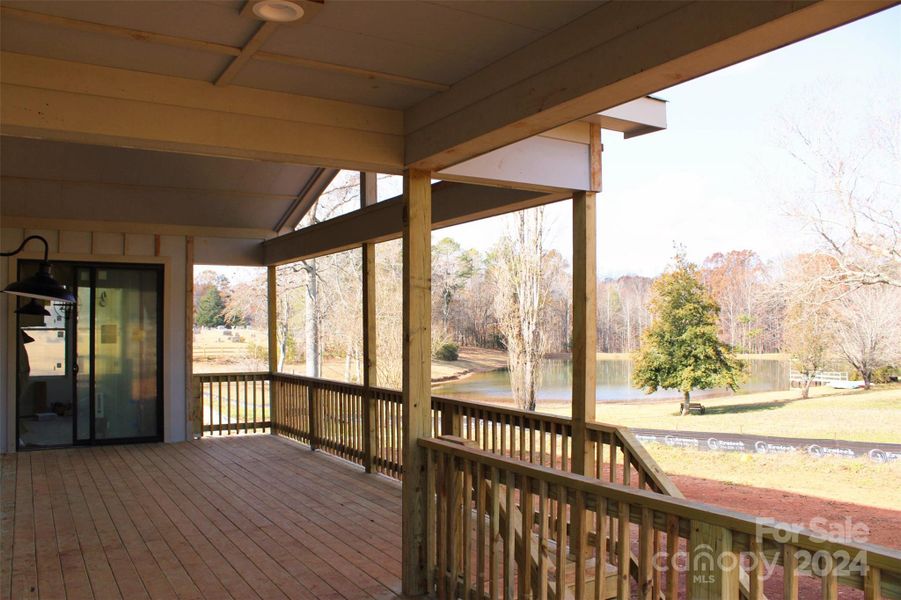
xmin=633 ymin=254 xmax=745 ymax=415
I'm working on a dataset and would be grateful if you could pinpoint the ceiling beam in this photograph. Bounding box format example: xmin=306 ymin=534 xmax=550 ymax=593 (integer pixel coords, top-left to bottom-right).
xmin=1 ymin=215 xmax=277 ymax=240
xmin=404 ymin=0 xmax=894 ymax=170
xmin=0 ymin=175 xmax=303 ymax=203
xmin=262 ymin=182 xmax=568 ymax=265
xmin=0 ymin=52 xmax=404 ymax=173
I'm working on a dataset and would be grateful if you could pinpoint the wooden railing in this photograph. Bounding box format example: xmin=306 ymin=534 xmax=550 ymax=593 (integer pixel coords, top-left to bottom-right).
xmin=432 ymin=396 xmax=681 ymax=497
xmin=423 ymin=436 xmax=901 ymax=600
xmin=194 ymin=372 xmax=271 ymax=436
xmin=270 ymin=373 xmax=405 ymax=478
xmin=264 ymin=374 xmax=679 ymax=498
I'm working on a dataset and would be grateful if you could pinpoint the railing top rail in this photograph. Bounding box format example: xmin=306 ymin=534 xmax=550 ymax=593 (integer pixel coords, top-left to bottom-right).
xmin=611 ymin=426 xmax=684 ymax=498
xmin=196 ymin=371 xmax=271 ymax=379
xmin=420 ymin=437 xmax=901 ymax=572
xmin=272 ymin=371 xmax=400 ymax=394
xmin=432 ymin=394 xmax=573 ymax=426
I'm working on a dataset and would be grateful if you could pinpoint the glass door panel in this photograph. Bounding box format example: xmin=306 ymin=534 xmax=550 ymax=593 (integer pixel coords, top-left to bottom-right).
xmin=92 ymin=268 xmax=161 ymax=441
xmin=75 ymin=268 xmax=92 ymax=442
xmin=15 ymin=262 xmax=76 ymax=449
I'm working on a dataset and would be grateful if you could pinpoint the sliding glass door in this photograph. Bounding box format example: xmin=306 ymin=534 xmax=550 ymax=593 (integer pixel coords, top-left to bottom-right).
xmin=17 ymin=262 xmax=163 ymax=448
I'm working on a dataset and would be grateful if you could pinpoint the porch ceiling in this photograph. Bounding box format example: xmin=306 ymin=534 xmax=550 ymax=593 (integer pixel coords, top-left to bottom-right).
xmin=0 ymin=0 xmax=599 ymax=110
xmin=0 ymin=1 xmax=889 ymax=174
xmin=0 ymin=136 xmax=336 ymax=233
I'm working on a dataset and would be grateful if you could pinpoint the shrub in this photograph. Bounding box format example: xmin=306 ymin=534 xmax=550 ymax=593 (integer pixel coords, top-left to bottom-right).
xmin=434 ymin=342 xmax=459 ymax=361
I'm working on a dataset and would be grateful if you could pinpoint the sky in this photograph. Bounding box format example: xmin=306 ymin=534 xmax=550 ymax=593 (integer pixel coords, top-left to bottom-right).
xmin=436 ymin=6 xmax=901 ymax=279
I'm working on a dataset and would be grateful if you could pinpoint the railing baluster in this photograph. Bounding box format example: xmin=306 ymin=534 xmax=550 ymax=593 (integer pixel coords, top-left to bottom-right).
xmin=427 ymin=448 xmax=437 ymax=595
xmin=463 ymin=459 xmax=473 ymax=600
xmin=555 ymin=483 xmax=567 ymax=600
xmin=243 ymin=376 xmax=248 ymax=434
xmin=665 ymin=514 xmax=679 ymax=600
xmin=308 ymin=383 xmax=317 ymax=450
xmin=550 ymin=422 xmax=557 ymax=470
xmin=639 ymin=507 xmax=654 ymax=600
xmin=822 ymin=552 xmax=838 ymax=600
xmin=476 ymin=463 xmax=486 ymax=600
xmin=447 ymin=454 xmax=459 ymax=599
xmin=864 ymin=565 xmax=882 ymax=600
xmin=437 ymin=452 xmax=448 ymax=600
xmin=489 ymin=466 xmax=500 ymax=600
xmin=749 ymin=534 xmax=764 ymax=600
xmin=217 ymin=377 xmax=222 ymax=436
xmin=617 ymin=502 xmax=629 ymax=600
xmin=503 ymin=471 xmax=515 ymax=600
xmin=520 ymin=474 xmax=533 ymax=599
xmin=784 ymin=544 xmax=799 ymax=600
xmin=538 ymin=479 xmax=549 ymax=600
xmin=574 ymin=489 xmax=587 ymax=599
xmin=595 ymin=497 xmax=608 ymax=600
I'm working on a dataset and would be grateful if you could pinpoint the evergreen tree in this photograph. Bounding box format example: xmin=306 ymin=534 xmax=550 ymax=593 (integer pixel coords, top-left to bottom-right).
xmin=633 ymin=254 xmax=745 ymax=415
xmin=196 ymin=286 xmax=227 ymax=328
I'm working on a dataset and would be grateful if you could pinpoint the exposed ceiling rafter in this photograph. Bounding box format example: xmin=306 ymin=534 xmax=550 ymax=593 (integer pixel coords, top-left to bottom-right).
xmin=274 ymin=167 xmax=340 ymax=234
xmin=216 ymin=21 xmax=279 ymax=86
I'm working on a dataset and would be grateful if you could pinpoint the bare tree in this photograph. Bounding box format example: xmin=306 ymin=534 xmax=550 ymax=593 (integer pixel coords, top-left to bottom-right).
xmin=375 ymin=239 xmax=404 ymax=388
xmin=777 ymin=90 xmax=900 ymax=295
xmin=492 ymin=208 xmax=548 ymax=411
xmin=294 ymin=172 xmax=361 ymax=377
xmin=830 ymin=284 xmax=901 ymax=389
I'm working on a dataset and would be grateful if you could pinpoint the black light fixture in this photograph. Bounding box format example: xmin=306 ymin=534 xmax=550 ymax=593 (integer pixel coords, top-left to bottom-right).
xmin=1 ymin=235 xmax=76 ymax=304
xmin=15 ymin=298 xmax=51 ymax=317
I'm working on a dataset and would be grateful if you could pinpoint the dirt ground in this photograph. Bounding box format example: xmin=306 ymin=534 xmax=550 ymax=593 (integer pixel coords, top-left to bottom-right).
xmin=671 ymin=474 xmax=900 ymax=549
xmin=665 ymin=475 xmax=899 ymax=599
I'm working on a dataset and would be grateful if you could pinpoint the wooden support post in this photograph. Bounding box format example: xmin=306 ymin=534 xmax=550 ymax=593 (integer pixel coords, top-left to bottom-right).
xmin=185 ymin=236 xmax=198 ymax=439
xmin=361 ymin=171 xmax=378 ymax=472
xmin=267 ymin=265 xmax=279 ymax=434
xmin=589 ymin=123 xmax=602 ymax=193
xmin=402 ymin=168 xmax=433 ymax=596
xmin=571 ymin=189 xmax=597 ymax=477
xmin=688 ymin=521 xmax=739 ymax=600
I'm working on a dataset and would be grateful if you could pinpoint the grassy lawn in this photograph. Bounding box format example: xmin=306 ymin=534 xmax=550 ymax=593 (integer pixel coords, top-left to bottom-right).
xmin=645 ymin=443 xmax=901 ymax=512
xmin=583 ymin=385 xmax=901 ymax=443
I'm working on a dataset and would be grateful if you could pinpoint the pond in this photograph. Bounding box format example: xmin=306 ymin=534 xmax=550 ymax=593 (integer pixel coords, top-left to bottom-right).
xmin=432 ymin=358 xmax=789 ymax=404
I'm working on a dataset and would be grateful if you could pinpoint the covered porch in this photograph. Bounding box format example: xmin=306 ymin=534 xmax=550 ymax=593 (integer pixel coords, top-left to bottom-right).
xmin=2 ymin=1 xmax=900 ymax=598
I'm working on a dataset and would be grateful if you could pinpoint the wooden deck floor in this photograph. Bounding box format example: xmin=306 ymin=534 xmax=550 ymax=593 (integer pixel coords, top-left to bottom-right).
xmin=1 ymin=435 xmax=409 ymax=600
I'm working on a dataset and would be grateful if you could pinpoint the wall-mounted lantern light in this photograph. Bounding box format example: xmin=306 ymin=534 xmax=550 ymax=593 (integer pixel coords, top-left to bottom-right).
xmin=1 ymin=235 xmax=77 ymax=304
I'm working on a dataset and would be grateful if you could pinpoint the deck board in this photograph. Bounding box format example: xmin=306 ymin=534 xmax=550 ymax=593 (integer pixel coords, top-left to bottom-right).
xmin=1 ymin=435 xmax=409 ymax=599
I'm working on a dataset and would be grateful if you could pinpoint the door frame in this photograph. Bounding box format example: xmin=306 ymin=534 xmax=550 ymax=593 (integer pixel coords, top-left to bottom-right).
xmin=11 ymin=257 xmax=167 ymax=449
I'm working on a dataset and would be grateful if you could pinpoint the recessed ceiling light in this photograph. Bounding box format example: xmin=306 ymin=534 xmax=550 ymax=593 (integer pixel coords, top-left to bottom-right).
xmin=253 ymin=0 xmax=305 ymax=23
